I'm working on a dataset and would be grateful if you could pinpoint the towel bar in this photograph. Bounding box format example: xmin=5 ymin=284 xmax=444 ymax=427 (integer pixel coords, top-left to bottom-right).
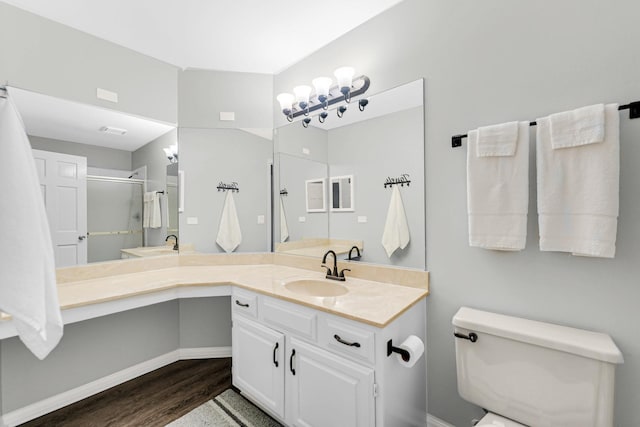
xmin=451 ymin=101 xmax=640 ymax=147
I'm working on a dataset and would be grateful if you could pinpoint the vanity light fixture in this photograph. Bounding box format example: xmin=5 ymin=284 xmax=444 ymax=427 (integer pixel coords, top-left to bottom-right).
xmin=163 ymin=144 xmax=178 ymax=163
xmin=276 ymin=66 xmax=370 ymax=127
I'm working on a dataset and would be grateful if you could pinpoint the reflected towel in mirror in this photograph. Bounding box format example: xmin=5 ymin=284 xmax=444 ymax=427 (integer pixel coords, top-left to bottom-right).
xmin=381 ymin=185 xmax=410 ymax=257
xmin=280 ymin=195 xmax=289 ymax=243
xmin=216 ymin=191 xmax=242 ymax=253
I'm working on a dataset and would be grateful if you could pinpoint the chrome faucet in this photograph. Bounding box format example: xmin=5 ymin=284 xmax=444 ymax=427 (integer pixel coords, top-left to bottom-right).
xmin=165 ymin=234 xmax=179 ymax=251
xmin=321 ymin=250 xmax=350 ymax=281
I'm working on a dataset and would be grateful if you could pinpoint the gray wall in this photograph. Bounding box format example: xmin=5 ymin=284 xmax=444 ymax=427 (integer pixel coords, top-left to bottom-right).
xmin=328 ymin=106 xmax=425 ymax=268
xmin=132 ymin=129 xmax=178 ymax=246
xmin=0 ymin=2 xmax=178 ymax=123
xmin=179 ymin=69 xmax=273 ymax=129
xmin=179 ymin=297 xmax=231 ymax=348
xmin=179 ymin=128 xmax=272 ymax=253
xmin=275 ymin=1 xmax=640 ymax=426
xmin=29 ymin=135 xmax=132 ymax=171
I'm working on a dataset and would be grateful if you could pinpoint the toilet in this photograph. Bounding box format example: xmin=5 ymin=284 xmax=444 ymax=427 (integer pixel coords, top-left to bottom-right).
xmin=452 ymin=307 xmax=624 ymax=427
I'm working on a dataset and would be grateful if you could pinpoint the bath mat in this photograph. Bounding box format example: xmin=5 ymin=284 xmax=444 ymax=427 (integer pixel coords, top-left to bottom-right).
xmin=166 ymin=388 xmax=282 ymax=427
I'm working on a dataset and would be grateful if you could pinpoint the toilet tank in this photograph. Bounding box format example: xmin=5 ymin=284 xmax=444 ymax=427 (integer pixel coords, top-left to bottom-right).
xmin=453 ymin=307 xmax=623 ymax=427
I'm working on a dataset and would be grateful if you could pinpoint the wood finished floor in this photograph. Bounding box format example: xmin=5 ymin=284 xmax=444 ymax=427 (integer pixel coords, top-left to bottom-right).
xmin=20 ymin=358 xmax=232 ymax=427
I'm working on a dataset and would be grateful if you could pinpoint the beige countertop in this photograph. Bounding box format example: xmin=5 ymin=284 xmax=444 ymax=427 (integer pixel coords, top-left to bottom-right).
xmin=57 ymin=263 xmax=428 ymax=327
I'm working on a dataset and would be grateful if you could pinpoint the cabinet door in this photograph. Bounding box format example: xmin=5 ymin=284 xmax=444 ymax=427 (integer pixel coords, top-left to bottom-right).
xmin=287 ymin=337 xmax=375 ymax=427
xmin=232 ymin=316 xmax=285 ymax=418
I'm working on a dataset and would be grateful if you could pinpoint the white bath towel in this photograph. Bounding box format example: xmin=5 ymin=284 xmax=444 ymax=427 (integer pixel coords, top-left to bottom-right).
xmin=143 ymin=191 xmax=161 ymax=229
xmin=549 ymin=103 xmax=605 ymax=149
xmin=216 ymin=191 xmax=242 ymax=253
xmin=467 ymin=121 xmax=530 ymax=250
xmin=0 ymin=96 xmax=63 ymax=359
xmin=537 ymin=104 xmax=619 ymax=258
xmin=280 ymin=196 xmax=289 ymax=243
xmin=381 ymin=185 xmax=410 ymax=257
xmin=476 ymin=121 xmax=520 ymax=157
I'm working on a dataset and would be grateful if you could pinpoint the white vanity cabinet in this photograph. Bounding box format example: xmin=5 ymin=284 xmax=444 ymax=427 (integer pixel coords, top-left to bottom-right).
xmin=231 ymin=287 xmax=427 ymax=427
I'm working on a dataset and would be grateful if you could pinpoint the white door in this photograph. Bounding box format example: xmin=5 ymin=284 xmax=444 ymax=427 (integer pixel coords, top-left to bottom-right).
xmin=32 ymin=149 xmax=87 ymax=267
xmin=287 ymin=337 xmax=375 ymax=427
xmin=232 ymin=316 xmax=285 ymax=418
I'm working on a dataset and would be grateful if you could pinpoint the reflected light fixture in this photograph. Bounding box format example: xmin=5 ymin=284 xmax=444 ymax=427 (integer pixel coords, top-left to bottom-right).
xmin=276 ymin=66 xmax=370 ymax=128
xmin=163 ymin=144 xmax=178 ymax=163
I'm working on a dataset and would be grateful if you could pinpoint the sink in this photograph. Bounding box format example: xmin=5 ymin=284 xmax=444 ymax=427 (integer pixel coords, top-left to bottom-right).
xmin=284 ymin=279 xmax=348 ymax=297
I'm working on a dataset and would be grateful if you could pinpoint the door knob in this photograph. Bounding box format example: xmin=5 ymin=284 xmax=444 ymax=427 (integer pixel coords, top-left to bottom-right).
xmin=78 ymin=235 xmax=87 ymax=241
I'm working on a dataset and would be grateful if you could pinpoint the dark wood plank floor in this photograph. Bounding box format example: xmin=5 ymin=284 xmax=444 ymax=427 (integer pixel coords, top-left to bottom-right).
xmin=20 ymin=358 xmax=232 ymax=427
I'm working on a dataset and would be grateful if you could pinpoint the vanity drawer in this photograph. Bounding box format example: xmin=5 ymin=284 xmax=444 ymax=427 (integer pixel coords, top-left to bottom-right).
xmin=321 ymin=318 xmax=375 ymax=365
xmin=232 ymin=288 xmax=258 ymax=319
xmin=262 ymin=297 xmax=317 ymax=342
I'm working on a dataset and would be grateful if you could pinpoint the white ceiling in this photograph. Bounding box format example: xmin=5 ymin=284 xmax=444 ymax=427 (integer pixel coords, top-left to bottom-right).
xmin=9 ymin=87 xmax=176 ymax=151
xmin=1 ymin=0 xmax=404 ymax=74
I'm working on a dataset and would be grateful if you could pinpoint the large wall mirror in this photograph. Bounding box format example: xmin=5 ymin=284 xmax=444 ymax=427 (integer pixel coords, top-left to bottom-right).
xmin=8 ymin=86 xmax=179 ymax=267
xmin=274 ymin=79 xmax=425 ymax=269
xmin=177 ymin=127 xmax=273 ymax=254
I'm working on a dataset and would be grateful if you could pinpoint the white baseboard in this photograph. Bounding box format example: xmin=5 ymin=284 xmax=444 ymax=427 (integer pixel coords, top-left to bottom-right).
xmin=428 ymin=413 xmax=456 ymax=427
xmin=2 ymin=346 xmax=230 ymax=427
xmin=179 ymin=346 xmax=232 ymax=359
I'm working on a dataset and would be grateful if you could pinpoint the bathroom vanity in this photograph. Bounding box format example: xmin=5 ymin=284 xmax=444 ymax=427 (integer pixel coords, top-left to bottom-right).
xmin=0 ymin=253 xmax=428 ymax=427
xmin=231 ymin=286 xmax=426 ymax=427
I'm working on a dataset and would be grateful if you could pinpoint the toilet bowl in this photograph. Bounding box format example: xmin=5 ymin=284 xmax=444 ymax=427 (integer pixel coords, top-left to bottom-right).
xmin=475 ymin=412 xmax=525 ymax=427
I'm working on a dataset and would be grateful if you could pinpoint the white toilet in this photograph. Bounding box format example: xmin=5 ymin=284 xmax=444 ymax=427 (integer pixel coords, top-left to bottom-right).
xmin=452 ymin=307 xmax=624 ymax=427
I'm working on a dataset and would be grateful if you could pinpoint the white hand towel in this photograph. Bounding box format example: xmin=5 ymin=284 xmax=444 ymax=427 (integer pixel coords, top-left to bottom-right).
xmin=549 ymin=103 xmax=605 ymax=149
xmin=476 ymin=121 xmax=519 ymax=157
xmin=0 ymin=96 xmax=63 ymax=359
xmin=536 ymin=104 xmax=619 ymax=258
xmin=467 ymin=121 xmax=529 ymax=250
xmin=216 ymin=191 xmax=242 ymax=253
xmin=280 ymin=196 xmax=289 ymax=243
xmin=143 ymin=192 xmax=161 ymax=229
xmin=381 ymin=185 xmax=410 ymax=258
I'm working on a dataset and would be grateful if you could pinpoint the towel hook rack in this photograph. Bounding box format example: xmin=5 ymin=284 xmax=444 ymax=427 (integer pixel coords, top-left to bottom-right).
xmin=384 ymin=173 xmax=411 ymax=189
xmin=280 ymin=188 xmax=288 ymax=196
xmin=217 ymin=181 xmax=239 ymax=193
xmin=451 ymin=101 xmax=640 ymax=148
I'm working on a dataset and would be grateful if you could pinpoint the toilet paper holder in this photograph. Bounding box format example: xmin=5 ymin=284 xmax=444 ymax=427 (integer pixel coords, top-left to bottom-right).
xmin=387 ymin=339 xmax=411 ymax=362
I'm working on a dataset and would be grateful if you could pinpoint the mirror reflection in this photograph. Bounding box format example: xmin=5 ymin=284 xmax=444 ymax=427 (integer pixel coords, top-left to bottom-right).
xmin=9 ymin=86 xmax=178 ymax=267
xmin=274 ymin=79 xmax=425 ymax=269
xmin=178 ymin=127 xmax=273 ymax=254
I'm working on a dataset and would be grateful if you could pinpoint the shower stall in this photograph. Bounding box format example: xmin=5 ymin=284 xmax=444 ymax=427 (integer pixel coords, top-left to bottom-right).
xmin=87 ymin=173 xmax=145 ymax=262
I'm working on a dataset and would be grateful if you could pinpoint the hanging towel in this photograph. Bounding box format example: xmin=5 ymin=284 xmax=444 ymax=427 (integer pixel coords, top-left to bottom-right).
xmin=143 ymin=191 xmax=161 ymax=229
xmin=549 ymin=103 xmax=605 ymax=149
xmin=381 ymin=185 xmax=410 ymax=258
xmin=467 ymin=121 xmax=529 ymax=250
xmin=280 ymin=195 xmax=289 ymax=243
xmin=536 ymin=104 xmax=619 ymax=258
xmin=216 ymin=191 xmax=242 ymax=253
xmin=0 ymin=96 xmax=63 ymax=360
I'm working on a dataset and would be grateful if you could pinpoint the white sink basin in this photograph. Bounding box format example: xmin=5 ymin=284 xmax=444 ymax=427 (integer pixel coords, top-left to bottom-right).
xmin=284 ymin=279 xmax=348 ymax=297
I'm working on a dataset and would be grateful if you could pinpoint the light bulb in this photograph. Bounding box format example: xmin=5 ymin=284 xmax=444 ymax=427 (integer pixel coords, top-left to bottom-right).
xmin=293 ymin=85 xmax=312 ymax=111
xmin=334 ymin=67 xmax=355 ymax=101
xmin=312 ymin=77 xmax=332 ymax=106
xmin=276 ymin=93 xmax=295 ymax=115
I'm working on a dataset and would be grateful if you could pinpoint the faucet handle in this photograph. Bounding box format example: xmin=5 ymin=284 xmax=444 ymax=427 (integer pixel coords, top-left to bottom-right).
xmin=339 ymin=268 xmax=351 ymax=278
xmin=321 ymin=264 xmax=332 ymax=275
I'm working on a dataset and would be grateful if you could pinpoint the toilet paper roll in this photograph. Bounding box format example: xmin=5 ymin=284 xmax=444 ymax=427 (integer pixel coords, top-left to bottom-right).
xmin=396 ymin=335 xmax=425 ymax=368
